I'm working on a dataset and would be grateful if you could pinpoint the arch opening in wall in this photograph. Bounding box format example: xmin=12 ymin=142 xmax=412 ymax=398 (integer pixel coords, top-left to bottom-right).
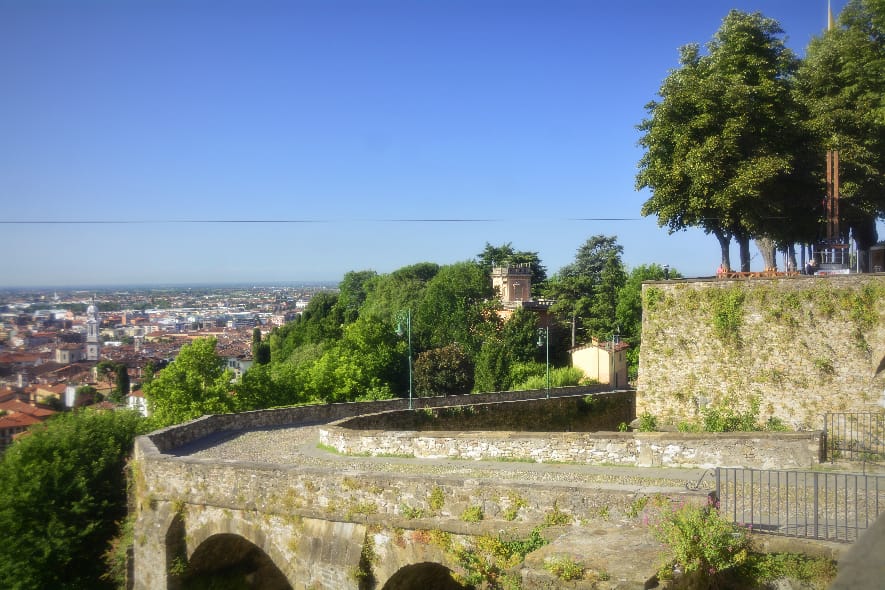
xmin=381 ymin=562 xmax=470 ymax=590
xmin=174 ymin=533 xmax=291 ymax=590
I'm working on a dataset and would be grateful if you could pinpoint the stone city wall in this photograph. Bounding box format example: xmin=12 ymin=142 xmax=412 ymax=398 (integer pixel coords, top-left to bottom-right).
xmin=144 ymin=384 xmax=613 ymax=452
xmin=638 ymin=274 xmax=885 ymax=430
xmin=318 ymin=424 xmax=823 ymax=469
xmin=337 ymin=391 xmax=635 ymax=432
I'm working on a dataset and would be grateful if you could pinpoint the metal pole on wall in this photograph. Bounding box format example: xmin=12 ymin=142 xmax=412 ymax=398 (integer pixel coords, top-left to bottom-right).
xmin=538 ymin=327 xmax=549 ymax=398
xmin=396 ymin=309 xmax=413 ymax=410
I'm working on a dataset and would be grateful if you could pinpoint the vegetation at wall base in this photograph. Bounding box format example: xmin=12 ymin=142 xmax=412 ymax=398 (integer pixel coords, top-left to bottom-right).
xmin=0 ymin=409 xmax=147 ymax=590
xmin=653 ymin=501 xmax=837 ymax=590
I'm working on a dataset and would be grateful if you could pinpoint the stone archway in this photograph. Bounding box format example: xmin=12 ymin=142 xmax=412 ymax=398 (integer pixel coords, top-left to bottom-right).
xmin=380 ymin=563 xmax=470 ymax=590
xmin=176 ymin=533 xmax=292 ymax=590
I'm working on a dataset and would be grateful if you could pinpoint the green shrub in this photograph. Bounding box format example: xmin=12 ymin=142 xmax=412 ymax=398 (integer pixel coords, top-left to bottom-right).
xmin=653 ymin=500 xmax=750 ymax=577
xmin=736 ymin=552 xmax=837 ymax=589
xmin=710 ymin=288 xmax=745 ymax=346
xmin=429 ymin=486 xmax=445 ymax=511
xmin=544 ymin=556 xmax=584 ymax=581
xmin=461 ymin=505 xmax=484 ymax=523
xmin=512 ymin=366 xmax=584 ymax=391
xmin=637 ymin=413 xmax=657 ymax=432
xmin=543 ymin=502 xmax=570 ymax=526
xmin=702 ymin=397 xmax=760 ymax=432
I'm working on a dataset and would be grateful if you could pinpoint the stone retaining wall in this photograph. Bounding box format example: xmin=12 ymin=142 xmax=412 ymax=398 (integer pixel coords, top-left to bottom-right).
xmin=319 ymin=425 xmax=823 ymax=469
xmin=337 ymin=391 xmax=634 ymax=432
xmin=638 ymin=274 xmax=885 ymax=429
xmin=145 ymin=384 xmax=613 ymax=452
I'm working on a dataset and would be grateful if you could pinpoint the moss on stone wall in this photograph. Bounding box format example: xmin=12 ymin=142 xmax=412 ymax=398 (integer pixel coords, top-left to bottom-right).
xmin=638 ymin=276 xmax=885 ymax=429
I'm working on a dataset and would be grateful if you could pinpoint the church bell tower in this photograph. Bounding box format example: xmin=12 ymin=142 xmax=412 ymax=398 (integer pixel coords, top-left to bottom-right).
xmin=86 ymin=297 xmax=101 ymax=361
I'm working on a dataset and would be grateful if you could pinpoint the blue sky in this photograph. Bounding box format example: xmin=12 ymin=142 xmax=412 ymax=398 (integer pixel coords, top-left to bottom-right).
xmin=0 ymin=0 xmax=858 ymax=287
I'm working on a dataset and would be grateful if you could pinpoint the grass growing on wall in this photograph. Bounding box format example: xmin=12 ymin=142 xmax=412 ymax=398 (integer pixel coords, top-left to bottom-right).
xmin=709 ymin=287 xmax=745 ymax=347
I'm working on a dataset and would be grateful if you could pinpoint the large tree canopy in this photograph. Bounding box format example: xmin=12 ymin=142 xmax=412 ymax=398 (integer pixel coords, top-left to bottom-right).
xmin=637 ymin=10 xmax=817 ymax=270
xmin=543 ymin=235 xmax=626 ymax=343
xmin=143 ymin=338 xmax=235 ymax=427
xmin=476 ymin=242 xmax=547 ymax=288
xmin=0 ymin=409 xmax=145 ymax=590
xmin=795 ymin=0 xmax=885 ymax=256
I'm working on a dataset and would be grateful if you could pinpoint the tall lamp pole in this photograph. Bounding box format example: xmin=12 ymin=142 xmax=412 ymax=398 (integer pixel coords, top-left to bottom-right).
xmin=396 ymin=309 xmax=413 ymax=409
xmin=537 ymin=327 xmax=550 ymax=398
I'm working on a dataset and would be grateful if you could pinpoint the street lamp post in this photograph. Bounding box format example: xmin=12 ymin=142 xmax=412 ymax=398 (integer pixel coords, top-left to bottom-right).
xmin=395 ymin=309 xmax=413 ymax=409
xmin=537 ymin=326 xmax=550 ymax=398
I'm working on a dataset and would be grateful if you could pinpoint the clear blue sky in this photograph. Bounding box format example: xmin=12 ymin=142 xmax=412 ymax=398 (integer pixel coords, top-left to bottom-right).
xmin=0 ymin=0 xmax=859 ymax=288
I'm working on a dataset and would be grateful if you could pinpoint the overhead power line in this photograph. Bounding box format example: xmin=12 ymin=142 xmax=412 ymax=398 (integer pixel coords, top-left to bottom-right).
xmin=0 ymin=217 xmax=646 ymax=225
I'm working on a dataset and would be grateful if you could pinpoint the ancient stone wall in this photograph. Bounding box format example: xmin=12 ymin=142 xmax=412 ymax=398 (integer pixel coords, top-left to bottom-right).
xmin=319 ymin=425 xmax=822 ymax=469
xmin=338 ymin=391 xmax=634 ymax=432
xmin=638 ymin=275 xmax=885 ymax=429
xmin=132 ymin=432 xmax=689 ymax=589
xmin=144 ymin=384 xmax=612 ymax=452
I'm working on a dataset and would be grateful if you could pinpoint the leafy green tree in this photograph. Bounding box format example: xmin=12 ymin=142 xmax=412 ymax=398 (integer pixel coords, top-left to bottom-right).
xmin=416 ymin=261 xmax=497 ymax=356
xmin=795 ymin=0 xmax=885 ymax=261
xmin=233 ymin=362 xmax=302 ymax=410
xmin=112 ymin=363 xmax=130 ymax=403
xmin=637 ymin=10 xmax=816 ymax=270
xmin=143 ymin=338 xmax=235 ymax=427
xmin=413 ymin=343 xmax=474 ymax=396
xmin=333 ymin=269 xmax=378 ymax=324
xmin=252 ymin=327 xmax=270 ymax=366
xmin=0 ymin=409 xmax=146 ymax=590
xmin=297 ymin=317 xmax=399 ymax=403
xmin=502 ymin=308 xmax=544 ymax=363
xmin=268 ymin=291 xmax=342 ymax=363
xmin=254 ymin=342 xmax=271 ymax=365
xmin=474 ymin=309 xmax=546 ymax=393
xmin=95 ymin=360 xmax=118 ymax=386
xmin=251 ymin=326 xmax=262 ymax=355
xmin=474 ymin=336 xmax=511 ymax=393
xmin=544 ymin=235 xmax=626 ymax=343
xmin=359 ymin=262 xmax=439 ymax=321
xmin=476 ymin=242 xmax=547 ymax=288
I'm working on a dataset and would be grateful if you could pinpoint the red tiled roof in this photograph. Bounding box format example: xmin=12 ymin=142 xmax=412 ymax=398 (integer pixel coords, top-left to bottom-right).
xmin=0 ymin=412 xmax=42 ymax=429
xmin=0 ymin=400 xmax=56 ymax=418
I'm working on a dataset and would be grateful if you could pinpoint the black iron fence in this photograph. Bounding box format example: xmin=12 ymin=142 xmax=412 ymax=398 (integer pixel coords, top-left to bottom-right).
xmin=823 ymin=412 xmax=885 ymax=463
xmin=715 ymin=468 xmax=885 ymax=542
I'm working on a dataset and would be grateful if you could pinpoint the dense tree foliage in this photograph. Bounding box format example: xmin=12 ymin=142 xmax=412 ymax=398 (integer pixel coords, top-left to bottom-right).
xmin=113 ymin=363 xmax=130 ymax=402
xmin=637 ymin=10 xmax=817 ymax=270
xmin=795 ymin=0 xmax=885 ymax=258
xmin=416 ymin=261 xmax=497 ymax=356
xmin=143 ymin=338 xmax=235 ymax=427
xmin=268 ymin=291 xmax=342 ymax=363
xmin=414 ymin=343 xmax=474 ymax=396
xmin=543 ymin=235 xmax=627 ymax=343
xmin=476 ymin=242 xmax=547 ymax=288
xmin=0 ymin=409 xmax=146 ymax=590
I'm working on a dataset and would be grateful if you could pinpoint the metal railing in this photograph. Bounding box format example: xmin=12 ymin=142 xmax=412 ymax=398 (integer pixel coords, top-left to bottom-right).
xmin=715 ymin=468 xmax=885 ymax=542
xmin=823 ymin=413 xmax=885 ymax=464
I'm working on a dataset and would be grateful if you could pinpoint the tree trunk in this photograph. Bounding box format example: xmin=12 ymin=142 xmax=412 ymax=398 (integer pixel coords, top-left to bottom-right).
xmin=786 ymin=244 xmax=798 ymax=272
xmin=737 ymin=235 xmax=751 ymax=272
xmin=714 ymin=230 xmax=732 ymax=271
xmin=755 ymin=237 xmax=777 ymax=270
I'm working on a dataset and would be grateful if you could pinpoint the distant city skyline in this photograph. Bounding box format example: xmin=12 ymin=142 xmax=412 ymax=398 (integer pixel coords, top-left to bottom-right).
xmin=2 ymin=0 xmax=869 ymax=288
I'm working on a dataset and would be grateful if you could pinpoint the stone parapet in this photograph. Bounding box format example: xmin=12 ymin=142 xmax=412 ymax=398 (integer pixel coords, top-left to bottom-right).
xmin=141 ymin=385 xmax=615 ymax=452
xmin=319 ymin=426 xmax=823 ymax=469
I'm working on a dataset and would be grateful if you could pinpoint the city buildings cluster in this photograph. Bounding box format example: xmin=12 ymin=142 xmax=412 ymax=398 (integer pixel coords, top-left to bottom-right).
xmin=0 ymin=285 xmax=332 ymax=451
